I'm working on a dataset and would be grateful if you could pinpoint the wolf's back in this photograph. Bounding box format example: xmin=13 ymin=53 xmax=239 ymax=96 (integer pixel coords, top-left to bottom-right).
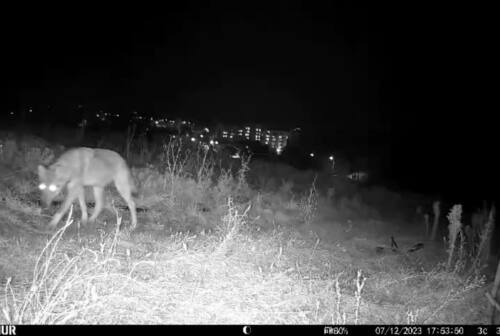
xmin=96 ymin=148 xmax=138 ymax=198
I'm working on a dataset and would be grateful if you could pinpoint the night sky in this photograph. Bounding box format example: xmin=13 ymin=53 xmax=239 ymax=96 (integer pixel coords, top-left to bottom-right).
xmin=2 ymin=3 xmax=495 ymax=202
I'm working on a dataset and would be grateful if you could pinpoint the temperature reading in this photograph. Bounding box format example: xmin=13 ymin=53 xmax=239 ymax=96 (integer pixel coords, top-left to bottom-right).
xmin=478 ymin=326 xmax=488 ymax=335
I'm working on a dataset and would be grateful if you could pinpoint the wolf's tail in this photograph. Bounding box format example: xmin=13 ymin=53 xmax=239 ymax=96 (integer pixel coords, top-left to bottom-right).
xmin=129 ymin=172 xmax=139 ymax=198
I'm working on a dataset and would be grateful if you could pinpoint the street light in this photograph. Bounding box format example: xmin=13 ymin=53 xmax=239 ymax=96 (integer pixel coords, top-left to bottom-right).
xmin=329 ymin=155 xmax=335 ymax=172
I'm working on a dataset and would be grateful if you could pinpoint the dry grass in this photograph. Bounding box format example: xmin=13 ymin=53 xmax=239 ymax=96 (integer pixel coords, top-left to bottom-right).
xmin=0 ymin=204 xmax=490 ymax=324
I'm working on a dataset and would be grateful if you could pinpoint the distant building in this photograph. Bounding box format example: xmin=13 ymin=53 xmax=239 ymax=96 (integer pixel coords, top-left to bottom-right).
xmin=218 ymin=124 xmax=290 ymax=154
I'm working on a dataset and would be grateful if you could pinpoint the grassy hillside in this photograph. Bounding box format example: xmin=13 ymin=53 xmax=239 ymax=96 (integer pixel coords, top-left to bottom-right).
xmin=0 ymin=131 xmax=494 ymax=324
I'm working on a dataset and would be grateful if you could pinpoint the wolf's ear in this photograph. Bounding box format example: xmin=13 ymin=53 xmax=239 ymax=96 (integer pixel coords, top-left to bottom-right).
xmin=38 ymin=165 xmax=47 ymax=179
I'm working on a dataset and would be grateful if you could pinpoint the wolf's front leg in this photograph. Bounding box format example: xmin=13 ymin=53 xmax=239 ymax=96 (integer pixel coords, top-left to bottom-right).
xmin=48 ymin=184 xmax=81 ymax=228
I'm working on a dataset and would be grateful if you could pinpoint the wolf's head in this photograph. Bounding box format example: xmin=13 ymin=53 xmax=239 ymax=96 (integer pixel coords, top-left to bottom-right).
xmin=37 ymin=165 xmax=66 ymax=207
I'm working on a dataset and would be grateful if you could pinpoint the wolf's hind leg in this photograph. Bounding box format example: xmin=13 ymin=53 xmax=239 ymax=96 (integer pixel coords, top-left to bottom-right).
xmin=77 ymin=188 xmax=88 ymax=225
xmin=89 ymin=186 xmax=104 ymax=222
xmin=114 ymin=177 xmax=137 ymax=230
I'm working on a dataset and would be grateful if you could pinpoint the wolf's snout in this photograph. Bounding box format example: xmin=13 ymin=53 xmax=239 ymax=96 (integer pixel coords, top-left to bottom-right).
xmin=40 ymin=193 xmax=54 ymax=208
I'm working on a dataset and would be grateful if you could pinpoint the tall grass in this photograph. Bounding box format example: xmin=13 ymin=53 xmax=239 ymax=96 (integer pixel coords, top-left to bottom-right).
xmin=3 ymin=206 xmax=126 ymax=323
xmin=299 ymin=177 xmax=318 ymax=227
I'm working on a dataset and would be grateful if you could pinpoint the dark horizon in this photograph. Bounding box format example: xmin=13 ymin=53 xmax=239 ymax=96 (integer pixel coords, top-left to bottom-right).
xmin=2 ymin=3 xmax=495 ymax=203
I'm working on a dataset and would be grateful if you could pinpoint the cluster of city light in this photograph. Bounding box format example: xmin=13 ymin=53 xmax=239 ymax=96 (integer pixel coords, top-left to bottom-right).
xmin=150 ymin=117 xmax=193 ymax=128
xmin=95 ymin=111 xmax=120 ymax=122
xmin=177 ymin=133 xmax=218 ymax=146
xmin=7 ymin=106 xmax=294 ymax=156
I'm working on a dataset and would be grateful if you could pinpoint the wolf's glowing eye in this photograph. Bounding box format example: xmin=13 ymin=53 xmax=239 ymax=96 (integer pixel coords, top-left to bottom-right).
xmin=48 ymin=184 xmax=57 ymax=192
xmin=39 ymin=183 xmax=47 ymax=190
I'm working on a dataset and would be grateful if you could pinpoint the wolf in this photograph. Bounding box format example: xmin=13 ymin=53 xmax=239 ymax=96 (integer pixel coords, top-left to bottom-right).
xmin=37 ymin=147 xmax=138 ymax=229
